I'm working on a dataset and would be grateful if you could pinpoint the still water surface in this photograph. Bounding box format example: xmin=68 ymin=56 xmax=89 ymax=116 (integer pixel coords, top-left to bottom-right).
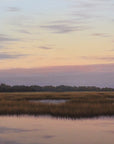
xmin=0 ymin=116 xmax=114 ymax=144
xmin=30 ymin=99 xmax=68 ymax=104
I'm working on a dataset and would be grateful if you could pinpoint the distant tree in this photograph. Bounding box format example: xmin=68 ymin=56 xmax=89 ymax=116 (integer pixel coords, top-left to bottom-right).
xmin=0 ymin=83 xmax=11 ymax=92
xmin=0 ymin=83 xmax=114 ymax=92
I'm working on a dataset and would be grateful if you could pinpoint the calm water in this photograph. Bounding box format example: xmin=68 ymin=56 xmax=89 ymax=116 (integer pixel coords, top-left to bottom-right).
xmin=0 ymin=116 xmax=114 ymax=144
xmin=30 ymin=99 xmax=69 ymax=104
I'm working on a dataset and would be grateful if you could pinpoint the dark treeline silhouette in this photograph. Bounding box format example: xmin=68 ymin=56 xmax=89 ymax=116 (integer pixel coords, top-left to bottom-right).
xmin=0 ymin=83 xmax=114 ymax=92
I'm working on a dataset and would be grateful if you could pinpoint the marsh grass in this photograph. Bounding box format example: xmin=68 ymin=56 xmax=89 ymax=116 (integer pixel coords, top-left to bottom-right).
xmin=0 ymin=92 xmax=114 ymax=118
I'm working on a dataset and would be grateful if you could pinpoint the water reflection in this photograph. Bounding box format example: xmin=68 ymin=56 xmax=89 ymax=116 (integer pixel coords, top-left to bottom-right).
xmin=30 ymin=99 xmax=69 ymax=104
xmin=0 ymin=116 xmax=114 ymax=144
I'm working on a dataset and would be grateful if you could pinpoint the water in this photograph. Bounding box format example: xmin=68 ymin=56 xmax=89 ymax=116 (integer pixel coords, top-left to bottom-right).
xmin=30 ymin=99 xmax=69 ymax=104
xmin=0 ymin=116 xmax=114 ymax=144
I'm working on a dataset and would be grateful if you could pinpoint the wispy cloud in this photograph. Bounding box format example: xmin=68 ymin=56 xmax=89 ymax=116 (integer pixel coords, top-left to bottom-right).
xmin=8 ymin=7 xmax=21 ymax=12
xmin=40 ymin=0 xmax=105 ymax=34
xmin=0 ymin=34 xmax=19 ymax=42
xmin=0 ymin=53 xmax=27 ymax=60
xmin=39 ymin=46 xmax=53 ymax=50
xmin=18 ymin=30 xmax=31 ymax=34
xmin=108 ymin=49 xmax=114 ymax=52
xmin=71 ymin=0 xmax=114 ymax=34
xmin=0 ymin=45 xmax=4 ymax=49
xmin=41 ymin=24 xmax=88 ymax=33
xmin=81 ymin=56 xmax=114 ymax=61
xmin=92 ymin=33 xmax=111 ymax=38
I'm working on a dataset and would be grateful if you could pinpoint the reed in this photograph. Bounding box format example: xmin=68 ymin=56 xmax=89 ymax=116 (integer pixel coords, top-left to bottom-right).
xmin=0 ymin=92 xmax=114 ymax=118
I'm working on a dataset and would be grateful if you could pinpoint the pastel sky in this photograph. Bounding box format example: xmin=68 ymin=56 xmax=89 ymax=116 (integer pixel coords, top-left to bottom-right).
xmin=0 ymin=0 xmax=114 ymax=87
xmin=0 ymin=0 xmax=114 ymax=69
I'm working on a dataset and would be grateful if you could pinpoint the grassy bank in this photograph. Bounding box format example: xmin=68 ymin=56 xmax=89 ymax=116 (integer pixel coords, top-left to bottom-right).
xmin=0 ymin=92 xmax=114 ymax=118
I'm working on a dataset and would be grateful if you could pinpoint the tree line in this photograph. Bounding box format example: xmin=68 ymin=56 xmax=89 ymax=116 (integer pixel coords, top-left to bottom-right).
xmin=0 ymin=83 xmax=114 ymax=92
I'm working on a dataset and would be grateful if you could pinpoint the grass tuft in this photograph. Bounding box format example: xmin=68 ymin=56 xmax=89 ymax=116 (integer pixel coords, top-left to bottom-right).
xmin=0 ymin=92 xmax=114 ymax=118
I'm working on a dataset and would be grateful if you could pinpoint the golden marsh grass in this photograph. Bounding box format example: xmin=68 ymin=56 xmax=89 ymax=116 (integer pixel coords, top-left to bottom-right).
xmin=0 ymin=92 xmax=114 ymax=118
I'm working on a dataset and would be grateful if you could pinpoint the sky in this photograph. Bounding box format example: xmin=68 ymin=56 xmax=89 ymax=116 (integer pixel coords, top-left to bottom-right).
xmin=0 ymin=0 xmax=114 ymax=86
